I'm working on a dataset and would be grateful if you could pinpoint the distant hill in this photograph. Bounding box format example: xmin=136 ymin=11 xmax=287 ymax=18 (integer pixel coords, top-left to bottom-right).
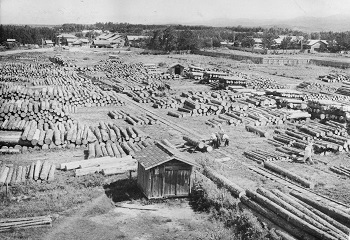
xmin=187 ymin=14 xmax=350 ymax=32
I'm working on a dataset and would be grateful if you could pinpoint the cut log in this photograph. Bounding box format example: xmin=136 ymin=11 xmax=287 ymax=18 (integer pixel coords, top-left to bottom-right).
xmin=272 ymin=189 xmax=349 ymax=237
xmin=290 ymin=191 xmax=350 ymax=226
xmin=47 ymin=164 xmax=56 ymax=182
xmin=204 ymin=167 xmax=245 ymax=198
xmin=257 ymin=187 xmax=344 ymax=239
xmin=33 ymin=160 xmax=42 ymax=181
xmin=245 ymin=125 xmax=270 ymax=138
xmin=240 ymin=195 xmax=318 ymax=240
xmin=246 ymin=190 xmax=338 ymax=240
xmin=39 ymin=161 xmax=51 ymax=181
xmin=264 ymin=162 xmax=314 ymax=188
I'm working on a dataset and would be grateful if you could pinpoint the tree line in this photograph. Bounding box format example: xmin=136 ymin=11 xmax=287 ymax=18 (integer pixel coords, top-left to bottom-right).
xmin=2 ymin=22 xmax=350 ymax=52
xmin=0 ymin=25 xmax=56 ymax=45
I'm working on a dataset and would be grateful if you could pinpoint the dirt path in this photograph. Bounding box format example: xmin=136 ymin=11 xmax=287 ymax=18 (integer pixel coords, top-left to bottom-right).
xmin=42 ymin=193 xmax=108 ymax=240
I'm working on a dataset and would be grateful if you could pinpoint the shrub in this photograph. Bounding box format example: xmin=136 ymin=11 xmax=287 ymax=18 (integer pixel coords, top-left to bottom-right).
xmin=191 ymin=172 xmax=273 ymax=240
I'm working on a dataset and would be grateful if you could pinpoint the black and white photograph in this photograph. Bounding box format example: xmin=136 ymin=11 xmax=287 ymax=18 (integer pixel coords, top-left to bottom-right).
xmin=1 ymin=0 xmax=350 ymax=239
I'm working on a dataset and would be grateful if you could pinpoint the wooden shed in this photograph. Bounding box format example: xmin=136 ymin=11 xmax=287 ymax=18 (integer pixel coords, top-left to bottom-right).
xmin=168 ymin=63 xmax=185 ymax=76
xmin=135 ymin=142 xmax=199 ymax=199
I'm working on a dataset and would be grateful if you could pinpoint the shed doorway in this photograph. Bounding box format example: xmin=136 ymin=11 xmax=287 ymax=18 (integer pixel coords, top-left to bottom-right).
xmin=164 ymin=169 xmax=190 ymax=197
xmin=174 ymin=67 xmax=181 ymax=75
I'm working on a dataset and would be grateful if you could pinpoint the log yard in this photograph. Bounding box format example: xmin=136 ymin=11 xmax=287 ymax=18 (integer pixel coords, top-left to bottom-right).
xmin=2 ymin=1 xmax=350 ymax=240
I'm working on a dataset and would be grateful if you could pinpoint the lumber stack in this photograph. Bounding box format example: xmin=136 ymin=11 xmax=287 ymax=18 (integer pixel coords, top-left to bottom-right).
xmin=319 ymin=72 xmax=350 ymax=83
xmin=60 ymin=155 xmax=137 ymax=177
xmin=0 ymin=161 xmax=56 ymax=185
xmin=240 ymin=188 xmax=349 ymax=240
xmin=0 ymin=216 xmax=52 ymax=232
xmin=269 ymin=119 xmax=350 ymax=156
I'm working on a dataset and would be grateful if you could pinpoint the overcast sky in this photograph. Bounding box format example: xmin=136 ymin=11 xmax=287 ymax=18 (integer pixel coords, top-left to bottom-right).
xmin=1 ymin=0 xmax=350 ymax=25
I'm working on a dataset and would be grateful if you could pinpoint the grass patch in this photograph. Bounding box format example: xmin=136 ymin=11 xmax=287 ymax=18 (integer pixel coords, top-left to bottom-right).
xmin=191 ymin=172 xmax=279 ymax=240
xmin=0 ymin=171 xmax=106 ymax=218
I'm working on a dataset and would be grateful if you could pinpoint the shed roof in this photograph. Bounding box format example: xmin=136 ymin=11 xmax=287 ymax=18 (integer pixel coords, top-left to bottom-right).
xmin=7 ymin=39 xmax=16 ymax=42
xmin=45 ymin=40 xmax=53 ymax=44
xmin=134 ymin=142 xmax=199 ymax=170
xmin=169 ymin=63 xmax=185 ymax=69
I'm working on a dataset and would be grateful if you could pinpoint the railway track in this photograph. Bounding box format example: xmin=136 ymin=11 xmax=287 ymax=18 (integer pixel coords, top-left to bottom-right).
xmin=116 ymin=93 xmax=350 ymax=212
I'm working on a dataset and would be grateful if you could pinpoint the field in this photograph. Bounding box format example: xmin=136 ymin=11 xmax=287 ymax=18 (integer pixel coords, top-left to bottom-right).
xmin=1 ymin=47 xmax=350 ymax=239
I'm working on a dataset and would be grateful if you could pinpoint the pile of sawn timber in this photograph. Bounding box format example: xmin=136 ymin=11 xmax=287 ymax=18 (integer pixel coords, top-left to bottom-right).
xmin=0 ymin=216 xmax=52 ymax=232
xmin=60 ymin=155 xmax=137 ymax=177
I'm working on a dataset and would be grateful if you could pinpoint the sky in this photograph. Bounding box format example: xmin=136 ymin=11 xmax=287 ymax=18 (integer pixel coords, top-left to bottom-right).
xmin=1 ymin=0 xmax=350 ymax=25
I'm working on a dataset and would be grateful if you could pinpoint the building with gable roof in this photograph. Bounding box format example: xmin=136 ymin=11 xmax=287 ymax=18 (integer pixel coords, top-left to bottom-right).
xmin=134 ymin=141 xmax=199 ymax=199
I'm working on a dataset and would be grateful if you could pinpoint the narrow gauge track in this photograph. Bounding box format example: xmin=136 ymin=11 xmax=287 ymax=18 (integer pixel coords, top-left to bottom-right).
xmin=116 ymin=93 xmax=350 ymax=212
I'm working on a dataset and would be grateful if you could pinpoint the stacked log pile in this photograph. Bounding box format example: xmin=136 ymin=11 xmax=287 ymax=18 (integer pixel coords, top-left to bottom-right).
xmin=87 ymin=122 xmax=152 ymax=158
xmin=49 ymin=55 xmax=76 ymax=67
xmin=0 ymin=117 xmax=97 ymax=151
xmin=269 ymin=120 xmax=349 ymax=156
xmin=247 ymin=77 xmax=285 ymax=90
xmin=335 ymin=85 xmax=350 ymax=98
xmin=307 ymin=100 xmax=348 ymax=122
xmin=109 ymin=110 xmax=158 ymax=125
xmin=244 ymin=149 xmax=289 ymax=163
xmin=0 ymin=216 xmax=52 ymax=232
xmin=319 ymin=72 xmax=350 ymax=83
xmin=297 ymin=81 xmax=337 ymax=95
xmin=0 ymin=161 xmax=56 ymax=185
xmin=1 ymin=83 xmax=124 ymax=108
xmin=241 ymin=188 xmax=350 ymax=240
xmin=88 ymin=60 xmax=166 ymax=92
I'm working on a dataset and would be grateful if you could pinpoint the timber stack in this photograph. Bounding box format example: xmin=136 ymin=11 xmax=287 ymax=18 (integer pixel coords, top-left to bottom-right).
xmin=0 ymin=216 xmax=52 ymax=232
xmin=87 ymin=122 xmax=153 ymax=158
xmin=319 ymin=72 xmax=350 ymax=83
xmin=108 ymin=110 xmax=158 ymax=125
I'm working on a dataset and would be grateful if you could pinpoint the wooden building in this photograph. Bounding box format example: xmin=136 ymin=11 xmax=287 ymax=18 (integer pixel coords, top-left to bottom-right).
xmin=168 ymin=63 xmax=185 ymax=76
xmin=303 ymin=40 xmax=328 ymax=53
xmin=135 ymin=142 xmax=199 ymax=199
xmin=44 ymin=40 xmax=54 ymax=47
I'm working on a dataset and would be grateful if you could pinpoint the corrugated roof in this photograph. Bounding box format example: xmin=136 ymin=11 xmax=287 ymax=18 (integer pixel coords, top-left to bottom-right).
xmin=57 ymin=34 xmax=77 ymax=39
xmin=306 ymin=40 xmax=328 ymax=46
xmin=93 ymin=40 xmax=111 ymax=45
xmin=134 ymin=142 xmax=199 ymax=170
